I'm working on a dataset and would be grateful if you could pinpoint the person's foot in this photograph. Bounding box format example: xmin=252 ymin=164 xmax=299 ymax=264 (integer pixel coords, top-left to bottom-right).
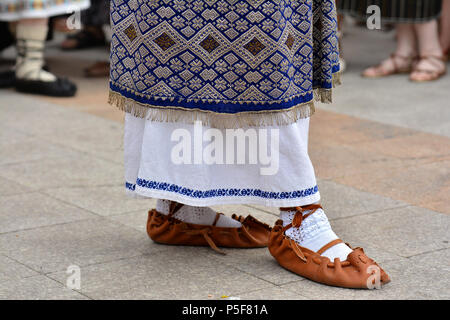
xmin=147 ymin=200 xmax=271 ymax=254
xmin=14 ymin=21 xmax=77 ymax=97
xmin=0 ymin=64 xmax=53 ymax=89
xmin=410 ymin=55 xmax=447 ymax=82
xmin=362 ymin=53 xmax=417 ymax=78
xmin=155 ymin=199 xmax=241 ymax=228
xmin=15 ymin=77 xmax=77 ymax=97
xmin=61 ymin=26 xmax=106 ymax=50
xmin=0 ymin=70 xmax=15 ymax=88
xmin=269 ymin=204 xmax=390 ymax=289
xmin=280 ymin=204 xmax=352 ymax=261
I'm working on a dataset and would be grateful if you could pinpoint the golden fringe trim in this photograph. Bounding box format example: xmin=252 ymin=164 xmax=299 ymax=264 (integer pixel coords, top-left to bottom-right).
xmin=109 ymin=72 xmax=341 ymax=129
xmin=315 ymin=71 xmax=342 ymax=104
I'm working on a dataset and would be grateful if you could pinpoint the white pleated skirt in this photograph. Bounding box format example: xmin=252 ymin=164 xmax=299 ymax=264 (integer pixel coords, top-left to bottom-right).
xmin=124 ymin=113 xmax=319 ymax=208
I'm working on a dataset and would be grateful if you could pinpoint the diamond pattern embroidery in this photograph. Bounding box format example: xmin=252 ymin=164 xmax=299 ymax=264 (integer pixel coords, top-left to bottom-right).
xmin=285 ymin=33 xmax=295 ymax=50
xmin=124 ymin=24 xmax=137 ymax=41
xmin=110 ymin=0 xmax=340 ymax=109
xmin=154 ymin=32 xmax=176 ymax=51
xmin=200 ymin=35 xmax=220 ymax=53
xmin=244 ymin=37 xmax=266 ymax=56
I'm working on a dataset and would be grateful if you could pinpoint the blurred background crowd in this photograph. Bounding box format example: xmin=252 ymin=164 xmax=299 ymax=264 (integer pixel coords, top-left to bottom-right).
xmin=0 ymin=0 xmax=449 ymax=98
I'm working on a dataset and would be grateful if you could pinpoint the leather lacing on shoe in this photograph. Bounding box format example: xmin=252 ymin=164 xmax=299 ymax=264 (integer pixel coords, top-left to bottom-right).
xmin=278 ymin=204 xmax=353 ymax=268
xmin=149 ymin=209 xmax=226 ymax=254
xmin=183 ymin=227 xmax=225 ymax=254
xmin=151 ymin=202 xmax=271 ymax=255
xmin=269 ymin=204 xmax=390 ymax=287
xmin=166 ymin=202 xmax=227 ymax=254
xmin=231 ymin=214 xmax=272 ymax=230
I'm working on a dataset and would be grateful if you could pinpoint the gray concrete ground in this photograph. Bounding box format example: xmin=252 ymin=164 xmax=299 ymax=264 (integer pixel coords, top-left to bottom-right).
xmin=330 ymin=27 xmax=450 ymax=138
xmin=0 ymin=25 xmax=449 ymax=299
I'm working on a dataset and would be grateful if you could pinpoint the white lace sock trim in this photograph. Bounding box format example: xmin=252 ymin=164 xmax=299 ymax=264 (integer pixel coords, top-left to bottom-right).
xmin=280 ymin=208 xmax=352 ymax=261
xmin=156 ymin=199 xmax=242 ymax=228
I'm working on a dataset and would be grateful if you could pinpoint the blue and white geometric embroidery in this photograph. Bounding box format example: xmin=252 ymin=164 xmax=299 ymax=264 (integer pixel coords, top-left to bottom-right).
xmin=110 ymin=0 xmax=339 ymax=114
xmin=126 ymin=179 xmax=319 ymax=200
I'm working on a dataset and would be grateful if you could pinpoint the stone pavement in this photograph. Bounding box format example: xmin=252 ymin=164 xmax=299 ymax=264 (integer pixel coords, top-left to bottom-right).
xmin=0 ymin=26 xmax=449 ymax=300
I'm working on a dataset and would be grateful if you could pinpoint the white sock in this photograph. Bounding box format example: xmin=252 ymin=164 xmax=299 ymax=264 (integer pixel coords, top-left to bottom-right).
xmin=156 ymin=199 xmax=242 ymax=228
xmin=15 ymin=22 xmax=56 ymax=82
xmin=280 ymin=207 xmax=352 ymax=261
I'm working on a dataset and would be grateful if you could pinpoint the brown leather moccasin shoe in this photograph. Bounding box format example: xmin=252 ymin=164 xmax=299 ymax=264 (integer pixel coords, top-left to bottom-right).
xmin=269 ymin=204 xmax=390 ymax=289
xmin=147 ymin=202 xmax=271 ymax=254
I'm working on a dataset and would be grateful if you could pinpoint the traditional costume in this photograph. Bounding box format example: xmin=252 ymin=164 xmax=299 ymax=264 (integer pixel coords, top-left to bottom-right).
xmin=109 ymin=0 xmax=389 ymax=289
xmin=110 ymin=0 xmax=340 ymax=205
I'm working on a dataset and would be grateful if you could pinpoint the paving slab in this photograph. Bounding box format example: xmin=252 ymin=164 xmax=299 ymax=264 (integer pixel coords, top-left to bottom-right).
xmin=0 ymin=275 xmax=88 ymax=300
xmin=0 ymin=153 xmax=123 ymax=190
xmin=238 ymin=286 xmax=307 ymax=300
xmin=351 ymin=131 xmax=450 ymax=163
xmin=0 ymin=126 xmax=30 ymax=145
xmin=283 ymin=250 xmax=449 ymax=300
xmin=248 ymin=179 xmax=406 ymax=220
xmin=39 ymin=120 xmax=124 ymax=165
xmin=395 ymin=249 xmax=450 ymax=299
xmin=0 ymin=255 xmax=38 ymax=284
xmin=281 ymin=279 xmax=387 ymax=300
xmin=204 ymin=248 xmax=303 ymax=286
xmin=0 ymin=218 xmax=160 ymax=273
xmin=47 ymin=247 xmax=273 ymax=299
xmin=317 ymin=180 xmax=406 ymax=220
xmin=325 ymin=27 xmax=450 ymax=138
xmin=239 ymin=286 xmax=307 ymax=300
xmin=107 ymin=210 xmax=151 ymax=233
xmin=0 ymin=135 xmax=77 ymax=167
xmin=335 ymin=160 xmax=450 ymax=214
xmin=0 ymin=92 xmax=124 ymax=165
xmin=45 ymin=185 xmax=155 ymax=216
xmin=0 ymin=192 xmax=95 ymax=234
xmin=331 ymin=206 xmax=450 ymax=258
xmin=309 ymin=109 xmax=417 ymax=146
xmin=0 ymin=176 xmax=31 ymax=197
xmin=330 ymin=76 xmax=450 ymax=138
xmin=310 ymin=142 xmax=423 ymax=181
xmin=0 ymin=91 xmax=107 ymax=135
